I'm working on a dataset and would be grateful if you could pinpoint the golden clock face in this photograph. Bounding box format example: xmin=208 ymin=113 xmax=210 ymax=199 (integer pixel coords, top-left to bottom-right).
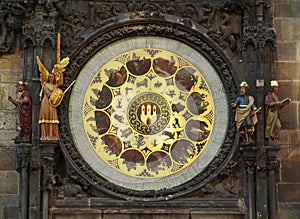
xmin=82 ymin=48 xmax=214 ymax=178
xmin=69 ymin=37 xmax=229 ymax=192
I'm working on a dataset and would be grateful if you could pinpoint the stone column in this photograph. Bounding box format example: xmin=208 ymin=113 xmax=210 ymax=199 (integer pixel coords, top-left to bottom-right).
xmin=15 ymin=142 xmax=31 ymax=219
xmin=40 ymin=141 xmax=58 ymax=219
xmin=240 ymin=143 xmax=257 ymax=219
xmin=265 ymin=143 xmax=280 ymax=219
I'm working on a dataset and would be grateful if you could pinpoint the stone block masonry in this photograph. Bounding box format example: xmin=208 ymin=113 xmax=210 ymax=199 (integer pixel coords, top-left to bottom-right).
xmin=274 ymin=0 xmax=300 ymax=218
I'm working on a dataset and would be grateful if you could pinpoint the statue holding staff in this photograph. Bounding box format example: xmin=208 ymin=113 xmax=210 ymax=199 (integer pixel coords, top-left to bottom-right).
xmin=231 ymin=81 xmax=260 ymax=144
xmin=36 ymin=56 xmax=70 ymax=140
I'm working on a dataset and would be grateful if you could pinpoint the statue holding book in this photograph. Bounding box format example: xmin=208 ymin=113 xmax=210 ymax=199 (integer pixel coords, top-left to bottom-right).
xmin=265 ymin=80 xmax=291 ymax=143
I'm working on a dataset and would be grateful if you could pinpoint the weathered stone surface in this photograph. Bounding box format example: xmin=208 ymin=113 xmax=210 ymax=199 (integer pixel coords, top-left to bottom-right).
xmin=0 ymin=59 xmax=12 ymax=72
xmin=0 ymin=195 xmax=18 ymax=218
xmin=0 ymin=83 xmax=19 ymax=110
xmin=0 ymin=54 xmax=21 ymax=70
xmin=290 ymin=129 xmax=300 ymax=143
xmin=278 ymin=203 xmax=300 ymax=219
xmin=278 ymin=183 xmax=300 ymax=202
xmin=54 ymin=215 xmax=102 ymax=219
xmin=278 ymin=130 xmax=291 ymax=160
xmin=191 ymin=214 xmax=243 ymax=219
xmin=274 ymin=79 xmax=297 ymax=130
xmin=0 ymin=111 xmax=17 ymax=130
xmin=279 ymin=102 xmax=297 ymax=130
xmin=265 ymin=0 xmax=300 ymax=206
xmin=4 ymin=206 xmax=19 ymax=219
xmin=292 ymin=80 xmax=300 ymax=101
xmin=274 ymin=0 xmax=300 ymax=18
xmin=53 ymin=213 xmax=244 ymax=219
xmin=0 ymin=194 xmax=18 ymax=206
xmin=297 ymin=43 xmax=300 ymax=62
xmin=54 ymin=214 xmax=184 ymax=219
xmin=274 ymin=18 xmax=300 ymax=41
xmin=0 ymin=130 xmax=15 ymax=147
xmin=274 ymin=62 xmax=300 ymax=80
xmin=0 ymin=146 xmax=16 ymax=170
xmin=281 ymin=148 xmax=300 ymax=182
xmin=276 ymin=80 xmax=293 ymax=99
xmin=10 ymin=59 xmax=22 ymax=73
xmin=0 ymin=73 xmax=22 ymax=83
xmin=276 ymin=42 xmax=297 ymax=61
xmin=0 ymin=171 xmax=18 ymax=194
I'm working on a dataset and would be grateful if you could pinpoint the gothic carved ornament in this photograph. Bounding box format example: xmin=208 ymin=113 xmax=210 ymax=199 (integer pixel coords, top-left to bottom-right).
xmin=1 ymin=0 xmax=259 ymax=56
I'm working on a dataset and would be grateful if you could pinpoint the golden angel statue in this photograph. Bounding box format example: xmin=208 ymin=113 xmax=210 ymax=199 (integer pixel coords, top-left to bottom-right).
xmin=36 ymin=56 xmax=70 ymax=140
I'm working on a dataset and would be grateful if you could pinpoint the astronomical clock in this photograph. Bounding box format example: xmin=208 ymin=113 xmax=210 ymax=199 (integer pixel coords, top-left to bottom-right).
xmin=63 ymin=36 xmax=234 ymax=201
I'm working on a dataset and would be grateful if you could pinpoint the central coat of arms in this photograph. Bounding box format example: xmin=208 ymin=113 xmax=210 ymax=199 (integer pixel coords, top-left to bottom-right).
xmin=128 ymin=92 xmax=170 ymax=135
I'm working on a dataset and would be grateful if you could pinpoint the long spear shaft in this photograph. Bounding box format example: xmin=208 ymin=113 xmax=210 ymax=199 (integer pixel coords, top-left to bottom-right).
xmin=57 ymin=33 xmax=60 ymax=63
xmin=63 ymin=80 xmax=76 ymax=94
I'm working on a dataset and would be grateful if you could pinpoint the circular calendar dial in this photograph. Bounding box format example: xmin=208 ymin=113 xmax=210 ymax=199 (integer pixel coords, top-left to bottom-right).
xmin=82 ymin=48 xmax=214 ymax=178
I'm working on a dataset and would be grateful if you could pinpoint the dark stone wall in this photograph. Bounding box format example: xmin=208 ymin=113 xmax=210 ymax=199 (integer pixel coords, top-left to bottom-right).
xmin=0 ymin=40 xmax=22 ymax=218
xmin=274 ymin=0 xmax=300 ymax=218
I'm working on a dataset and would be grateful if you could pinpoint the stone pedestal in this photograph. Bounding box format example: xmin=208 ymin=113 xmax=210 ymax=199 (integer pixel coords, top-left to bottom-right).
xmin=265 ymin=143 xmax=281 ymax=219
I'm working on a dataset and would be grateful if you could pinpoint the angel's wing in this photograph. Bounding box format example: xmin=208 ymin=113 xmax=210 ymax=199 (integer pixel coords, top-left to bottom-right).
xmin=52 ymin=57 xmax=70 ymax=82
xmin=58 ymin=57 xmax=70 ymax=70
xmin=36 ymin=56 xmax=49 ymax=84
